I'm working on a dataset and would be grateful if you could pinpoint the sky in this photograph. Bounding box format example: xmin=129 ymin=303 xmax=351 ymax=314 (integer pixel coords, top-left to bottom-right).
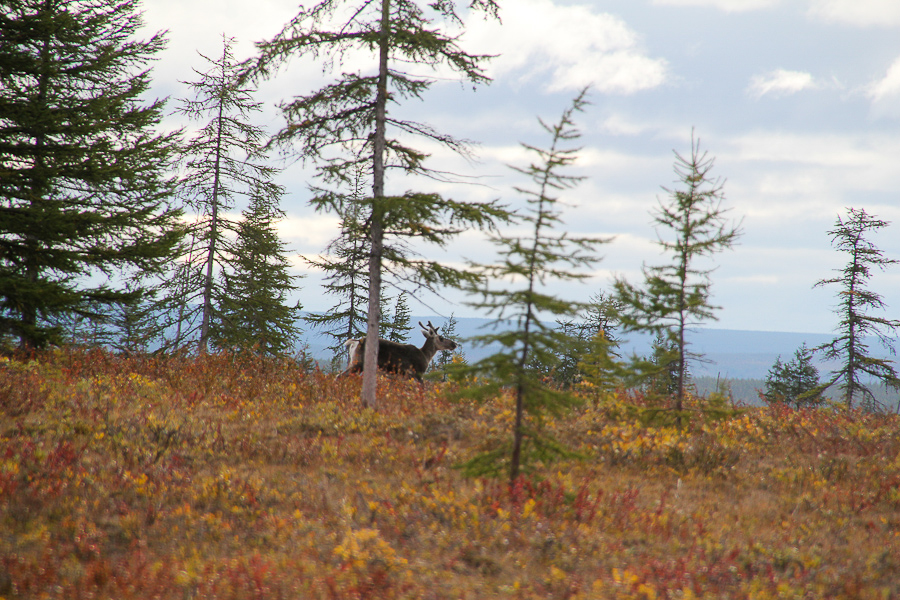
xmin=140 ymin=0 xmax=900 ymax=335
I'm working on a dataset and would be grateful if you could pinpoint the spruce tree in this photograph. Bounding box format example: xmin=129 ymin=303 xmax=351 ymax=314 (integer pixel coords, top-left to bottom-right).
xmin=455 ymin=91 xmax=607 ymax=483
xmin=386 ymin=293 xmax=412 ymax=343
xmin=433 ymin=313 xmax=465 ymax=373
xmin=763 ymin=344 xmax=821 ymax=408
xmin=0 ymin=0 xmax=182 ymax=348
xmin=614 ymin=133 xmax=742 ymax=422
xmin=238 ymin=0 xmax=509 ymax=408
xmin=214 ymin=185 xmax=302 ymax=356
xmin=814 ymin=208 xmax=900 ymax=411
xmin=164 ymin=35 xmax=282 ymax=353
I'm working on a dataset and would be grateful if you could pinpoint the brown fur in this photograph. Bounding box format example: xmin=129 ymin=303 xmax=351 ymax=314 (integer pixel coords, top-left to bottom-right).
xmin=338 ymin=321 xmax=457 ymax=382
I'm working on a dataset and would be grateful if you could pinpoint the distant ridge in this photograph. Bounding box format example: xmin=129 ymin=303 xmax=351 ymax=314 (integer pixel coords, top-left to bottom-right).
xmin=303 ymin=315 xmax=890 ymax=380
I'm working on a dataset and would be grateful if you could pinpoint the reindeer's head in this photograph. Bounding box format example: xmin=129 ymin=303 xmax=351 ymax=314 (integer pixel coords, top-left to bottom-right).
xmin=419 ymin=320 xmax=458 ymax=352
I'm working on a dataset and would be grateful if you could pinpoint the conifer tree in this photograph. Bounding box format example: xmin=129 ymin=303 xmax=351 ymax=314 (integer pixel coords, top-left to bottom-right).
xmin=386 ymin=293 xmax=412 ymax=343
xmin=814 ymin=208 xmax=900 ymax=411
xmin=433 ymin=313 xmax=465 ymax=373
xmin=238 ymin=0 xmax=510 ymax=408
xmin=763 ymin=344 xmax=821 ymax=408
xmin=577 ymin=293 xmax=625 ymax=395
xmin=454 ymin=91 xmax=607 ymax=483
xmin=614 ymin=134 xmax=742 ymax=421
xmin=304 ymin=174 xmax=370 ymax=358
xmin=164 ymin=35 xmax=281 ymax=353
xmin=0 ymin=0 xmax=183 ymax=348
xmin=214 ymin=185 xmax=302 ymax=356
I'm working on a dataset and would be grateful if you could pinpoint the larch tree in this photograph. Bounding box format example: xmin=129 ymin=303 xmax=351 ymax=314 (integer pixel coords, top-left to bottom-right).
xmin=454 ymin=91 xmax=607 ymax=483
xmin=576 ymin=292 xmax=625 ymax=395
xmin=238 ymin=0 xmax=510 ymax=408
xmin=814 ymin=208 xmax=900 ymax=411
xmin=614 ymin=134 xmax=742 ymax=422
xmin=166 ymin=35 xmax=282 ymax=353
xmin=0 ymin=0 xmax=183 ymax=348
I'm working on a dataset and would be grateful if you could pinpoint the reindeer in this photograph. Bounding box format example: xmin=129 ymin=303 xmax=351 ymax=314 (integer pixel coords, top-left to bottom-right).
xmin=338 ymin=321 xmax=457 ymax=382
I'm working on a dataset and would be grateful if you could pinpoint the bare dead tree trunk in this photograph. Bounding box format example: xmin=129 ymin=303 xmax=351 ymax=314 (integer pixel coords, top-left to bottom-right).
xmin=199 ymin=46 xmax=227 ymax=354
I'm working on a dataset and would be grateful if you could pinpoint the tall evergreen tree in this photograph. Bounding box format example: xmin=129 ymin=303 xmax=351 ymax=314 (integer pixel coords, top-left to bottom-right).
xmin=238 ymin=0 xmax=509 ymax=408
xmin=614 ymin=134 xmax=742 ymax=421
xmin=214 ymin=185 xmax=302 ymax=356
xmin=0 ymin=0 xmax=183 ymax=348
xmin=385 ymin=293 xmax=412 ymax=343
xmin=164 ymin=35 xmax=281 ymax=353
xmin=455 ymin=91 xmax=607 ymax=483
xmin=814 ymin=208 xmax=900 ymax=411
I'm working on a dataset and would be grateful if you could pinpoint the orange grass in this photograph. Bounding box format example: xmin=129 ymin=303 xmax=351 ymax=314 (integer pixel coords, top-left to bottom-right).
xmin=1 ymin=348 xmax=899 ymax=599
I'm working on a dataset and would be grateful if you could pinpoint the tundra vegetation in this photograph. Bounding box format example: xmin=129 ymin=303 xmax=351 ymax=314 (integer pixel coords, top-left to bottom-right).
xmin=2 ymin=348 xmax=900 ymax=599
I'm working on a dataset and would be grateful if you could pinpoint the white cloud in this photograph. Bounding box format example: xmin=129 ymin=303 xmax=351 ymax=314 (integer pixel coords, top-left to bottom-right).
xmin=807 ymin=0 xmax=900 ymax=27
xmin=598 ymin=113 xmax=654 ymax=136
xmin=725 ymin=132 xmax=897 ymax=168
xmin=464 ymin=0 xmax=667 ymax=94
xmin=652 ymin=0 xmax=780 ymax=11
xmin=866 ymin=57 xmax=900 ymax=102
xmin=747 ymin=69 xmax=816 ymax=98
xmin=717 ymin=132 xmax=900 ymax=198
xmin=654 ymin=0 xmax=900 ymax=25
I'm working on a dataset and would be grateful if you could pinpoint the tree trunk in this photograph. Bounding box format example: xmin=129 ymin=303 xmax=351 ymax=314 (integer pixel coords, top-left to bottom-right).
xmin=845 ymin=244 xmax=860 ymax=410
xmin=361 ymin=0 xmax=391 ymax=409
xmin=199 ymin=65 xmax=226 ymax=354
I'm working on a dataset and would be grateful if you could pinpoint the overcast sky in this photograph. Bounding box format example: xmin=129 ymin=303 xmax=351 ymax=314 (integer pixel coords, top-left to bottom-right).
xmin=140 ymin=0 xmax=900 ymax=335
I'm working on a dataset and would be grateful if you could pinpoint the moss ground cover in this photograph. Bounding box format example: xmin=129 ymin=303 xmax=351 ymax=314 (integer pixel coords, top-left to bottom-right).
xmin=1 ymin=349 xmax=898 ymax=599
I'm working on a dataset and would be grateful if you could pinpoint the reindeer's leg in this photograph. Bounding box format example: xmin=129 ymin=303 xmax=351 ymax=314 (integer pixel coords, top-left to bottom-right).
xmin=337 ymin=364 xmax=362 ymax=379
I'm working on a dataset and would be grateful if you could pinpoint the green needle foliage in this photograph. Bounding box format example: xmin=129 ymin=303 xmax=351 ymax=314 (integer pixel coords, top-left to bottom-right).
xmin=213 ymin=186 xmax=303 ymax=357
xmin=0 ymin=0 xmax=183 ymax=349
xmin=304 ymin=172 xmax=370 ymax=362
xmin=386 ymin=293 xmax=412 ymax=343
xmin=814 ymin=208 xmax=900 ymax=412
xmin=614 ymin=133 xmax=742 ymax=422
xmin=433 ymin=313 xmax=465 ymax=375
xmin=163 ymin=35 xmax=282 ymax=354
xmin=454 ymin=91 xmax=608 ymax=483
xmin=238 ymin=0 xmax=509 ymax=408
xmin=577 ymin=293 xmax=626 ymax=396
xmin=763 ymin=344 xmax=822 ymax=408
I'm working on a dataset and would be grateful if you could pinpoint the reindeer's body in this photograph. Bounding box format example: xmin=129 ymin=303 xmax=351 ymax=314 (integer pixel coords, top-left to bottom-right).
xmin=339 ymin=321 xmax=457 ymax=382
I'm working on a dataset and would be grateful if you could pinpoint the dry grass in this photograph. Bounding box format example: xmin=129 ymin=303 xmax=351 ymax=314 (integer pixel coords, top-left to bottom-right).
xmin=1 ymin=348 xmax=899 ymax=599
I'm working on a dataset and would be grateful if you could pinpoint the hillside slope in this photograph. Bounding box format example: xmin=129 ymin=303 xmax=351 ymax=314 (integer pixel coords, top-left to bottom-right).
xmin=2 ymin=350 xmax=899 ymax=599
